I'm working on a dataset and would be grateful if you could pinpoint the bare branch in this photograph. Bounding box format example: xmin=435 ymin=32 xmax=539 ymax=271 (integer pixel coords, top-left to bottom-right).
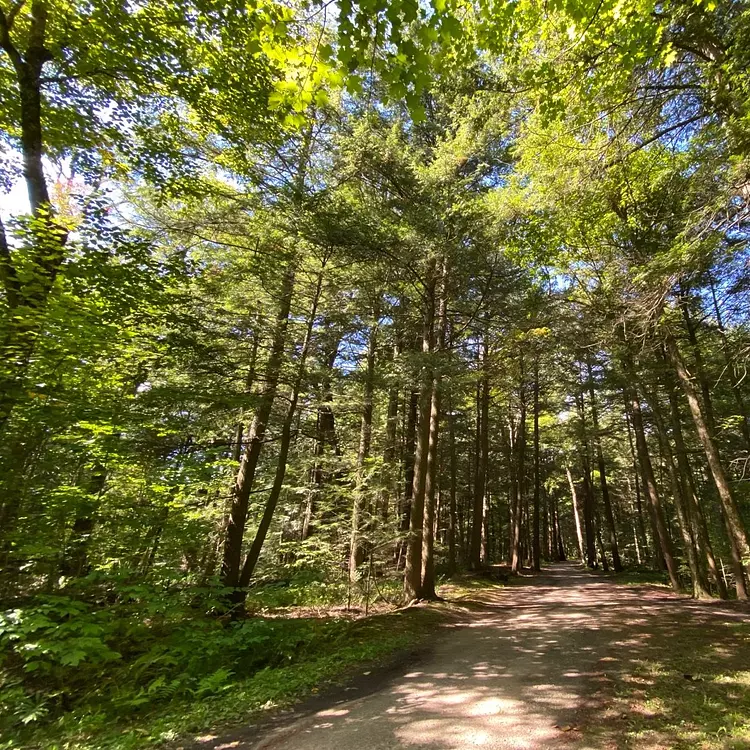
xmin=605 ymin=114 xmax=706 ymax=168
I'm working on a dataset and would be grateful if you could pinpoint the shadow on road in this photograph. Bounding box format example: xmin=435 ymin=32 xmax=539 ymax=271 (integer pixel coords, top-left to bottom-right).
xmin=189 ymin=562 xmax=750 ymax=750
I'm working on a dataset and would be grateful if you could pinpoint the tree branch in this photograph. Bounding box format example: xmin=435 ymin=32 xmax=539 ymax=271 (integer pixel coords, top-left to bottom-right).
xmin=0 ymin=215 xmax=21 ymax=308
xmin=5 ymin=0 xmax=26 ymax=28
xmin=0 ymin=5 xmax=24 ymax=70
xmin=605 ymin=114 xmax=706 ymax=168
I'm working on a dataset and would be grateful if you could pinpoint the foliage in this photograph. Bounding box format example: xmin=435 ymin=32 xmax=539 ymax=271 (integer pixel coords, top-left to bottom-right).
xmin=0 ymin=576 xmax=448 ymax=749
xmin=2 ymin=0 xmax=750 ymax=746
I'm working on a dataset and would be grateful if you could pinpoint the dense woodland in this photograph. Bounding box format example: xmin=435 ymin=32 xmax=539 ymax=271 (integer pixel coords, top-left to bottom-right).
xmin=2 ymin=0 xmax=750 ymax=744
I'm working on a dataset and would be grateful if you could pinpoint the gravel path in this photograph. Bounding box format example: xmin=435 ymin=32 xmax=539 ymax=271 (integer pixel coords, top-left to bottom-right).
xmin=193 ymin=563 xmax=750 ymax=750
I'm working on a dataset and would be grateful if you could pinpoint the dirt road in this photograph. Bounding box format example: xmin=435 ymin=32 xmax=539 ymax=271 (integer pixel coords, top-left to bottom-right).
xmin=193 ymin=563 xmax=750 ymax=750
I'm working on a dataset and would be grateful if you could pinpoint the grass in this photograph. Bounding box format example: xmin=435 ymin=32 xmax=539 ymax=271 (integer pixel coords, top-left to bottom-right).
xmin=606 ymin=569 xmax=672 ymax=587
xmin=577 ymin=565 xmax=673 ymax=588
xmin=583 ymin=601 xmax=750 ymax=749
xmin=613 ymin=622 xmax=750 ymax=748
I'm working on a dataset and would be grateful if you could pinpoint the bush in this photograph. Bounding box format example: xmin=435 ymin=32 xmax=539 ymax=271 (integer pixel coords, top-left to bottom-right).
xmin=0 ymin=577 xmax=354 ymax=740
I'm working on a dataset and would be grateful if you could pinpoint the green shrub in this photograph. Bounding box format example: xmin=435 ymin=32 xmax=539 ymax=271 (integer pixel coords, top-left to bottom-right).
xmin=0 ymin=579 xmax=354 ymax=741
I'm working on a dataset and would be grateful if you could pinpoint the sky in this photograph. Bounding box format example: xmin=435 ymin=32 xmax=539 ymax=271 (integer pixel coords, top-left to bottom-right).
xmin=1 ymin=154 xmax=81 ymax=223
xmin=1 ymin=177 xmax=30 ymax=221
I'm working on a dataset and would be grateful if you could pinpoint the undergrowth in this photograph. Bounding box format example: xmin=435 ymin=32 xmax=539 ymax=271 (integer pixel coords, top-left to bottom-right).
xmin=0 ymin=570 xmax=465 ymax=749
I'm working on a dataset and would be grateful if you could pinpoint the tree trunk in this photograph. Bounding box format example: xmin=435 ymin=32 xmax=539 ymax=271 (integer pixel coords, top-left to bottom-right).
xmin=664 ymin=330 xmax=750 ymax=599
xmin=221 ymin=117 xmax=316 ymax=588
xmin=566 ymin=467 xmax=585 ymax=562
xmin=404 ymin=262 xmax=436 ymax=599
xmin=679 ymin=291 xmax=716 ymax=430
xmin=447 ymin=391 xmax=458 ymax=575
xmin=626 ymin=382 xmax=682 ymax=592
xmin=554 ymin=495 xmax=566 ymax=560
xmin=595 ymin=516 xmax=609 ymax=571
xmin=421 ymin=376 xmax=442 ymax=597
xmin=625 ymin=409 xmax=650 ymax=562
xmin=220 ymin=261 xmax=296 ymax=589
xmin=518 ymin=355 xmax=528 ymax=568
xmin=60 ymin=464 xmax=107 ymax=579
xmin=237 ymin=266 xmax=323 ymax=593
xmin=665 ymin=377 xmax=728 ymax=598
xmin=232 ymin=327 xmax=262 ymax=462
xmin=381 ymin=370 xmax=400 ymax=521
xmin=511 ymin=357 xmax=526 ymax=573
xmin=643 ymin=383 xmax=711 ymax=598
xmin=580 ymin=451 xmax=598 ymax=568
xmin=397 ymin=389 xmax=419 ymax=567
xmin=576 ymin=392 xmax=597 ymax=568
xmin=422 ymin=261 xmax=448 ymax=598
xmin=543 ymin=487 xmax=551 ymax=561
xmin=532 ymin=355 xmax=541 ymax=571
xmin=302 ymin=336 xmax=340 ymax=540
xmin=349 ymin=320 xmax=377 ymax=582
xmin=470 ymin=337 xmax=489 ymax=570
xmin=585 ymin=358 xmax=622 ymax=571
xmin=0 ymin=4 xmax=69 ymax=433
xmin=380 ymin=302 xmax=404 ymax=524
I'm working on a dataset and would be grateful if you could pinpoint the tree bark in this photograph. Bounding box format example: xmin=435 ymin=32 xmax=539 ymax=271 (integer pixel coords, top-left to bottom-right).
xmin=679 ymin=291 xmax=716 ymax=429
xmin=624 ymin=408 xmax=650 ymax=562
xmin=511 ymin=356 xmax=526 ymax=573
xmin=580 ymin=450 xmax=598 ymax=568
xmin=554 ymin=494 xmax=566 ymax=560
xmin=543 ymin=486 xmax=551 ymax=561
xmin=664 ymin=330 xmax=749 ymax=599
xmin=302 ymin=335 xmax=340 ymax=540
xmin=664 ymin=375 xmax=728 ymax=598
xmin=643 ymin=383 xmax=711 ymax=598
xmin=404 ymin=261 xmax=436 ymax=600
xmin=626 ymin=382 xmax=682 ymax=592
xmin=566 ymin=466 xmax=585 ymax=562
xmin=470 ymin=336 xmax=489 ymax=570
xmin=447 ymin=390 xmax=458 ymax=575
xmin=532 ymin=355 xmax=541 ymax=571
xmin=220 ymin=262 xmax=296 ymax=588
xmin=422 ymin=261 xmax=448 ymax=598
xmin=237 ymin=266 xmax=323 ymax=592
xmin=381 ymin=368 xmax=399 ymax=522
xmin=59 ymin=464 xmax=107 ymax=579
xmin=585 ymin=358 xmax=622 ymax=571
xmin=0 ymin=4 xmax=69 ymax=432
xmin=221 ymin=122 xmax=314 ymax=589
xmin=349 ymin=320 xmax=377 ymax=582
xmin=575 ymin=392 xmax=597 ymax=568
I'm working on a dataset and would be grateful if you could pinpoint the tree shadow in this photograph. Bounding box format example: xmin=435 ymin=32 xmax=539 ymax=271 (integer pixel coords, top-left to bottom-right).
xmin=190 ymin=563 xmax=750 ymax=749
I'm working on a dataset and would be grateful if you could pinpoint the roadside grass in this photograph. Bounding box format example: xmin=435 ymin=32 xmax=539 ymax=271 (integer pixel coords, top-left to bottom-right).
xmin=582 ymin=566 xmax=672 ymax=587
xmin=439 ymin=576 xmax=504 ymax=595
xmin=2 ymin=575 xmax=491 ymax=750
xmin=586 ymin=603 xmax=750 ymax=749
xmin=607 ymin=569 xmax=671 ymax=587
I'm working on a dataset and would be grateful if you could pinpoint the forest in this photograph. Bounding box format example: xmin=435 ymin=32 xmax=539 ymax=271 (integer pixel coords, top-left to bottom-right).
xmin=2 ymin=0 xmax=750 ymax=748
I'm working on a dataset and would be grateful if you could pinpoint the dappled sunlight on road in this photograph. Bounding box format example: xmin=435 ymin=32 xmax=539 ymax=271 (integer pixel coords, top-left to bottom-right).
xmin=388 ymin=676 xmax=570 ymax=748
xmin=193 ymin=563 xmax=750 ymax=750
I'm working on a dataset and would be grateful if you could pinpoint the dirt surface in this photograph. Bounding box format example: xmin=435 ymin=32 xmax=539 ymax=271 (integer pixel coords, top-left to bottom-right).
xmin=188 ymin=563 xmax=750 ymax=750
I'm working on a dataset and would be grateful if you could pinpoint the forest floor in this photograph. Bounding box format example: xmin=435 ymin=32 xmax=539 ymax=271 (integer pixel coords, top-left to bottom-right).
xmin=185 ymin=562 xmax=750 ymax=750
